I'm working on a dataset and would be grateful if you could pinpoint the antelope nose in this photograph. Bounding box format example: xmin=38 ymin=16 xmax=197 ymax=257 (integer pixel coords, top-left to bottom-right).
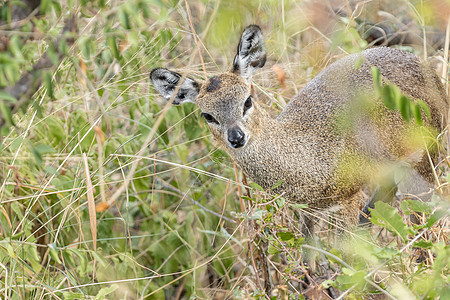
xmin=228 ymin=127 xmax=245 ymax=148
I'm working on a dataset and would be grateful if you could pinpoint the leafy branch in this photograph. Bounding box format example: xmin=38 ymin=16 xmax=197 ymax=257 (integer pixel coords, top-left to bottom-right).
xmin=371 ymin=66 xmax=431 ymax=125
xmin=0 ymin=2 xmax=77 ymax=131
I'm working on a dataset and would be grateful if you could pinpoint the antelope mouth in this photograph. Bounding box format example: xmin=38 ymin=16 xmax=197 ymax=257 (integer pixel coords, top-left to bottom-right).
xmin=228 ymin=135 xmax=250 ymax=149
xmin=227 ymin=126 xmax=248 ymax=149
xmin=229 ymin=139 xmax=246 ymax=149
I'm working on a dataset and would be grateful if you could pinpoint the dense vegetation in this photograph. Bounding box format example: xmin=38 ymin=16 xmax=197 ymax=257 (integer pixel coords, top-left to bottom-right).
xmin=0 ymin=0 xmax=448 ymax=299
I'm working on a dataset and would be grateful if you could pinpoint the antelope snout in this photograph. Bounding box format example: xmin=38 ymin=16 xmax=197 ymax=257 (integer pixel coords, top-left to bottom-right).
xmin=227 ymin=126 xmax=246 ymax=148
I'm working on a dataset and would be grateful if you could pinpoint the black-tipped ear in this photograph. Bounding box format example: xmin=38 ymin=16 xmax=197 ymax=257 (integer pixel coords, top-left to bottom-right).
xmin=232 ymin=25 xmax=266 ymax=82
xmin=150 ymin=68 xmax=200 ymax=105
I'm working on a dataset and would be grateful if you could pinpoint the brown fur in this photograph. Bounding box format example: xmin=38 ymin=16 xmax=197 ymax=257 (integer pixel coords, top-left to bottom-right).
xmin=202 ymin=48 xmax=446 ymax=229
xmin=151 ymin=27 xmax=448 ymax=235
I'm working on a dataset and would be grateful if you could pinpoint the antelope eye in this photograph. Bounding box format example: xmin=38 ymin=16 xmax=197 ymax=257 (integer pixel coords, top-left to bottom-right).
xmin=243 ymin=96 xmax=252 ymax=115
xmin=201 ymin=112 xmax=219 ymax=125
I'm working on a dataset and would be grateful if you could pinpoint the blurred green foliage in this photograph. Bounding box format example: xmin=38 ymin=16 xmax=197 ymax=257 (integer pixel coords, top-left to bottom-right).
xmin=0 ymin=0 xmax=448 ymax=299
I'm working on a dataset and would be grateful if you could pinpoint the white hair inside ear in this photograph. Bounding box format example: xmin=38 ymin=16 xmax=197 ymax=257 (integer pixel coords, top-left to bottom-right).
xmin=232 ymin=25 xmax=266 ymax=83
xmin=150 ymin=68 xmax=200 ymax=105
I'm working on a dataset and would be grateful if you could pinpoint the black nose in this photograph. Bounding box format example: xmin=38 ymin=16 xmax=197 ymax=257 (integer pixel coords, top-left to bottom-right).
xmin=227 ymin=127 xmax=245 ymax=148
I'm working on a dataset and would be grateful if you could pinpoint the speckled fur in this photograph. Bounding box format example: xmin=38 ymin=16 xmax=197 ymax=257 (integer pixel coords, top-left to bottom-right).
xmin=152 ymin=35 xmax=448 ymax=234
xmin=197 ymin=47 xmax=447 ymax=229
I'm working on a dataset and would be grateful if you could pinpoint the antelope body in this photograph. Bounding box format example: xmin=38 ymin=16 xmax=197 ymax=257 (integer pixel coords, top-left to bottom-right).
xmin=150 ymin=25 xmax=448 ymax=232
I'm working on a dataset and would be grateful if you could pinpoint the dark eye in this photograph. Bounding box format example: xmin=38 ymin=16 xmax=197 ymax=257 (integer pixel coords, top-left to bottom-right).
xmin=243 ymin=96 xmax=252 ymax=115
xmin=201 ymin=112 xmax=219 ymax=125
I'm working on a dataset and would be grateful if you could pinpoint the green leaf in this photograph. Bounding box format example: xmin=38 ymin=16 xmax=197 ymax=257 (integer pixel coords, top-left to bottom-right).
xmin=91 ymin=250 xmax=108 ymax=267
xmin=289 ymin=203 xmax=308 ymax=210
xmin=288 ymin=237 xmax=304 ymax=248
xmin=41 ymin=0 xmax=51 ymax=13
xmin=275 ymin=196 xmax=286 ymax=209
xmin=248 ymin=209 xmax=266 ymax=220
xmin=79 ymin=36 xmax=93 ymax=59
xmin=157 ymin=118 xmax=169 ymax=145
xmin=400 ymin=200 xmax=434 ymax=215
xmin=391 ymin=84 xmax=402 ymax=105
xmin=249 ymin=182 xmax=264 ymax=191
xmin=58 ymin=38 xmax=68 ymax=55
xmin=44 ymin=72 xmax=55 ymax=99
xmin=119 ymin=7 xmax=131 ymax=30
xmin=370 ymin=202 xmax=409 ymax=242
xmin=4 ymin=64 xmax=19 ymax=83
xmin=399 ymin=95 xmax=412 ymax=122
xmin=354 ymin=54 xmax=364 ymax=69
xmin=0 ymin=91 xmax=16 ymax=102
xmin=240 ymin=196 xmax=254 ymax=202
xmin=29 ymin=247 xmax=42 ymax=273
xmin=268 ymin=241 xmax=281 ymax=255
xmin=35 ymin=144 xmax=56 ymax=154
xmin=62 ymin=292 xmax=85 ymax=300
xmin=0 ymin=102 xmax=14 ymax=125
xmin=373 ymin=246 xmax=398 ymax=259
xmin=107 ymin=36 xmax=120 ymax=60
xmin=48 ymin=117 xmax=65 ymax=142
xmin=139 ymin=1 xmax=150 ymax=18
xmin=416 ymin=99 xmax=431 ymax=119
xmin=11 ymin=202 xmax=24 ymax=219
xmin=413 ymin=240 xmax=433 ymax=249
xmin=3 ymin=243 xmax=16 ymax=258
xmin=271 ymin=179 xmax=284 ymax=189
xmin=336 ymin=269 xmax=367 ymax=290
xmin=412 ymin=103 xmax=422 ymax=125
xmin=66 ymin=248 xmax=88 ymax=275
xmin=48 ymin=243 xmax=62 ymax=264
xmin=47 ymin=43 xmax=59 ymax=65
xmin=30 ymin=145 xmax=43 ymax=166
xmin=52 ymin=1 xmax=61 ymax=14
xmin=381 ymin=85 xmax=396 ymax=110
xmin=371 ymin=66 xmax=381 ymax=92
xmin=277 ymin=232 xmax=294 ymax=241
xmin=62 ymin=249 xmax=76 ymax=267
xmin=322 ymin=279 xmax=334 ymax=289
xmin=9 ymin=35 xmax=24 ymax=60
xmin=328 ymin=248 xmax=343 ymax=263
xmin=426 ymin=209 xmax=446 ymax=228
xmin=95 ymin=284 xmax=118 ymax=299
xmin=233 ymin=209 xmax=267 ymax=220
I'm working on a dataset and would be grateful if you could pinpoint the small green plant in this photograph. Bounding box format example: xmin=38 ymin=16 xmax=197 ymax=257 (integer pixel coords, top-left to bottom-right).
xmin=0 ymin=1 xmax=448 ymax=299
xmin=371 ymin=66 xmax=431 ymax=125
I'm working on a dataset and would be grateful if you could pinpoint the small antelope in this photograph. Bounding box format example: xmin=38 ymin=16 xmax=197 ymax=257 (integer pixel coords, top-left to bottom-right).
xmin=150 ymin=25 xmax=447 ymax=235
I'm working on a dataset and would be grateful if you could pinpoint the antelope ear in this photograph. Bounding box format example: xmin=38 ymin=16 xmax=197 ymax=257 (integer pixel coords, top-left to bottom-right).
xmin=150 ymin=68 xmax=200 ymax=104
xmin=232 ymin=25 xmax=266 ymax=82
